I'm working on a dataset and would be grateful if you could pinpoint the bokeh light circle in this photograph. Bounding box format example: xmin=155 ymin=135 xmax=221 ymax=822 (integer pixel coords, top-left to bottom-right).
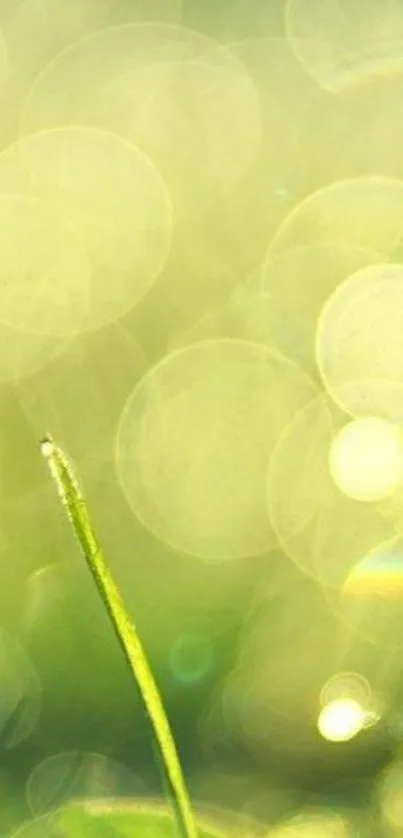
xmin=173 ymin=243 xmax=382 ymax=379
xmin=319 ymin=672 xmax=373 ymax=709
xmin=27 ymin=751 xmax=146 ymax=815
xmin=343 ymin=535 xmax=403 ymax=600
xmin=316 ymin=263 xmax=403 ymax=421
xmin=325 ymin=534 xmax=403 ymax=649
xmin=1 ymin=0 xmax=183 ymax=76
xmin=0 ymin=321 xmax=74 ymax=382
xmin=0 ymin=0 xmax=183 ymax=153
xmin=329 ymin=416 xmax=403 ymax=501
xmin=267 ymin=395 xmax=394 ymax=587
xmin=269 ymin=177 xmax=403 ymax=257
xmin=12 ymin=799 xmax=228 ymax=838
xmin=116 ymin=339 xmax=317 ymax=561
xmin=21 ymin=23 xmax=261 ymax=219
xmin=317 ymin=675 xmax=381 ymax=744
xmin=0 ymin=127 xmax=173 ymax=332
xmin=268 ymin=809 xmax=354 ymax=838
xmin=286 ymin=0 xmax=403 ymax=93
xmin=317 ymin=698 xmax=372 ymax=743
xmin=254 ymin=243 xmax=382 ymax=375
xmin=0 ymin=192 xmax=90 ymax=337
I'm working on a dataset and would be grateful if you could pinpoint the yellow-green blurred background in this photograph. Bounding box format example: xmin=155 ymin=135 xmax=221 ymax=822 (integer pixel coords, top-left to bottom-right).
xmin=3 ymin=1 xmax=403 ymax=836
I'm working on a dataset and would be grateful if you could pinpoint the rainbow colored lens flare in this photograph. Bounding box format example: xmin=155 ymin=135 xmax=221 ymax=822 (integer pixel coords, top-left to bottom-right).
xmin=344 ymin=537 xmax=403 ymax=598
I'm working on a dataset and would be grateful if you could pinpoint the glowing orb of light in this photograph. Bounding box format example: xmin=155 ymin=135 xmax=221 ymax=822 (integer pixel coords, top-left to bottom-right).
xmin=329 ymin=416 xmax=403 ymax=502
xmin=317 ymin=698 xmax=372 ymax=743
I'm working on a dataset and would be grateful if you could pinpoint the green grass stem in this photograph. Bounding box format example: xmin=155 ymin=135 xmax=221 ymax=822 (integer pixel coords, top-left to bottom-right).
xmin=40 ymin=434 xmax=199 ymax=838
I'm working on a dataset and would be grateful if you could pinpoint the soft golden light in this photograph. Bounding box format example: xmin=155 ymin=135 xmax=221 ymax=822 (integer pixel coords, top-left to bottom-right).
xmin=318 ymin=698 xmax=372 ymax=742
xmin=329 ymin=416 xmax=403 ymax=502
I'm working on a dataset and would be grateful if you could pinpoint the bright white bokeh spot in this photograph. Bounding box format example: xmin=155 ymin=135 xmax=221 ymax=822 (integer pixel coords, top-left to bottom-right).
xmin=318 ymin=698 xmax=370 ymax=742
xmin=319 ymin=673 xmax=382 ymax=736
xmin=267 ymin=396 xmax=393 ymax=587
xmin=329 ymin=417 xmax=403 ymax=502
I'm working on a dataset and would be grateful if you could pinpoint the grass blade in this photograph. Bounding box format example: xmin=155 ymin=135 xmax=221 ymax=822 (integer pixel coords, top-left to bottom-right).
xmin=40 ymin=434 xmax=198 ymax=838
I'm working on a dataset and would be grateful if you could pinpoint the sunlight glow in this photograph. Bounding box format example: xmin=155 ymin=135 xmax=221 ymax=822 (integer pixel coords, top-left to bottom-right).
xmin=329 ymin=416 xmax=403 ymax=502
xmin=318 ymin=698 xmax=373 ymax=742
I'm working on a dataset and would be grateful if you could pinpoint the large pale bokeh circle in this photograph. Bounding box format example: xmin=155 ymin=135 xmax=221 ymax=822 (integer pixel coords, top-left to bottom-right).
xmin=0 ymin=128 xmax=172 ymax=331
xmin=0 ymin=322 xmax=75 ymax=382
xmin=329 ymin=417 xmax=403 ymax=502
xmin=21 ymin=24 xmax=261 ymax=219
xmin=0 ymin=189 xmax=90 ymax=382
xmin=115 ymin=339 xmax=317 ymax=561
xmin=0 ymin=192 xmax=90 ymax=337
xmin=267 ymin=396 xmax=394 ymax=587
xmin=1 ymin=0 xmax=182 ymax=77
xmin=316 ymin=263 xmax=403 ymax=420
xmin=256 ymin=244 xmax=382 ymax=374
xmin=286 ymin=0 xmax=403 ymax=93
xmin=0 ymin=1 xmax=182 ymax=154
xmin=269 ymin=177 xmax=403 ymax=257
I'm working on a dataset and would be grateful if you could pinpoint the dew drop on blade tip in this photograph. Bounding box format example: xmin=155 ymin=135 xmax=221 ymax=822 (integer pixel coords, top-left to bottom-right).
xmin=40 ymin=435 xmax=55 ymax=459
